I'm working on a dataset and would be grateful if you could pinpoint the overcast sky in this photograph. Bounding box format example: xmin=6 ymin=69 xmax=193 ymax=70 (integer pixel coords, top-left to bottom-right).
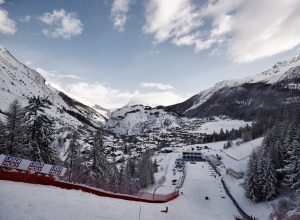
xmin=1 ymin=0 xmax=300 ymax=109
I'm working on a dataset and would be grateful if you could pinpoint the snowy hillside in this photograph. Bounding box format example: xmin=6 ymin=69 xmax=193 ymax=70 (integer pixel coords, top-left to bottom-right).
xmin=168 ymin=54 xmax=300 ymax=119
xmin=0 ymin=46 xmax=106 ymax=129
xmin=189 ymin=116 xmax=250 ymax=134
xmin=0 ymin=138 xmax=278 ymax=220
xmin=0 ymin=160 xmax=239 ymax=220
xmin=106 ymin=105 xmax=187 ymax=135
xmin=187 ymin=55 xmax=300 ymax=112
xmin=177 ymin=137 xmax=288 ymax=220
xmin=93 ymin=104 xmax=111 ymax=119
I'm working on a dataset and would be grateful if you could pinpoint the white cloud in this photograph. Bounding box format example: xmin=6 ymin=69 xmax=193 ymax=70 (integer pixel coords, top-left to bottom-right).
xmin=141 ymin=82 xmax=173 ymax=90
xmin=0 ymin=1 xmax=17 ymax=35
xmin=25 ymin=61 xmax=33 ymax=66
xmin=143 ymin=0 xmax=204 ymax=50
xmin=111 ymin=0 xmax=132 ymax=31
xmin=20 ymin=15 xmax=31 ymax=23
xmin=39 ymin=9 xmax=83 ymax=39
xmin=227 ymin=0 xmax=300 ymax=63
xmin=144 ymin=0 xmax=300 ymax=63
xmin=35 ymin=67 xmax=82 ymax=80
xmin=65 ymin=82 xmax=188 ymax=109
xmin=35 ymin=67 xmax=56 ymax=78
xmin=35 ymin=66 xmax=188 ymax=108
xmin=149 ymin=49 xmax=160 ymax=54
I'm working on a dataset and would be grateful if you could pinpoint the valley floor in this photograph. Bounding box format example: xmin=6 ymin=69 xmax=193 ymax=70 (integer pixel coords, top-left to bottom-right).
xmin=1 ymin=138 xmax=283 ymax=220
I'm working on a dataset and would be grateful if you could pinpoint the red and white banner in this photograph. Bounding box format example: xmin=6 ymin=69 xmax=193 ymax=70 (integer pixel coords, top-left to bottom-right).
xmin=0 ymin=155 xmax=67 ymax=177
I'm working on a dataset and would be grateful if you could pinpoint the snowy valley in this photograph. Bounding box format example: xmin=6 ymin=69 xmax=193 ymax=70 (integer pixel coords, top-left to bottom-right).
xmin=0 ymin=46 xmax=300 ymax=220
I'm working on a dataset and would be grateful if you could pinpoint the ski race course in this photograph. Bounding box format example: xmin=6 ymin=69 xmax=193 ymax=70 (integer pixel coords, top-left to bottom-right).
xmin=0 ymin=162 xmax=239 ymax=220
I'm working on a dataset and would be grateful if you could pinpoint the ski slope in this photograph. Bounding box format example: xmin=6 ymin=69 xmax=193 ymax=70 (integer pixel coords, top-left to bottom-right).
xmin=0 ymin=162 xmax=239 ymax=220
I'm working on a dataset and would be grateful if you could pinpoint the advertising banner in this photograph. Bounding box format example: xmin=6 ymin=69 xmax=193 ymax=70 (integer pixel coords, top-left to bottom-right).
xmin=0 ymin=155 xmax=66 ymax=176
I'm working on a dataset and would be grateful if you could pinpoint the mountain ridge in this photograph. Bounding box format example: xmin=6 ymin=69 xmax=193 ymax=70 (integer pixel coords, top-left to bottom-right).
xmin=0 ymin=45 xmax=106 ymax=130
xmin=167 ymin=54 xmax=300 ymax=120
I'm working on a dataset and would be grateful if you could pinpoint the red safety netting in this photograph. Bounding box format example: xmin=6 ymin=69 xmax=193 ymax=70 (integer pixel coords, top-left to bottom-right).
xmin=0 ymin=168 xmax=179 ymax=203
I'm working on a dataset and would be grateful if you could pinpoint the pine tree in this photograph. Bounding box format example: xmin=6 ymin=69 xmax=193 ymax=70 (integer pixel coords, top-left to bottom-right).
xmin=25 ymin=96 xmax=57 ymax=163
xmin=137 ymin=150 xmax=155 ymax=188
xmin=87 ymin=129 xmax=119 ymax=189
xmin=65 ymin=130 xmax=82 ymax=182
xmin=124 ymin=157 xmax=139 ymax=192
xmin=88 ymin=129 xmax=110 ymax=180
xmin=223 ymin=140 xmax=233 ymax=149
xmin=281 ymin=122 xmax=296 ymax=170
xmin=125 ymin=157 xmax=136 ymax=178
xmin=0 ymin=119 xmax=6 ymax=154
xmin=153 ymin=159 xmax=158 ymax=173
xmin=284 ymin=140 xmax=300 ymax=192
xmin=219 ymin=129 xmax=225 ymax=140
xmin=245 ymin=151 xmax=259 ymax=200
xmin=117 ymin=165 xmax=127 ymax=192
xmin=242 ymin=124 xmax=252 ymax=142
xmin=269 ymin=141 xmax=284 ymax=169
xmin=260 ymin=154 xmax=278 ymax=200
xmin=254 ymin=149 xmax=265 ymax=202
xmin=108 ymin=158 xmax=120 ymax=191
xmin=2 ymin=100 xmax=27 ymax=157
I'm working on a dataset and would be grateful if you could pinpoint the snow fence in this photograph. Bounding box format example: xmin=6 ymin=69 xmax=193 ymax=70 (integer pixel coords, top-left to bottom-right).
xmin=0 ymin=169 xmax=179 ymax=203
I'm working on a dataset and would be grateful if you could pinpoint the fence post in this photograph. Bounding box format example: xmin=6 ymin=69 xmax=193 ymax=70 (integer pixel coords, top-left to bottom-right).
xmin=153 ymin=185 xmax=165 ymax=200
xmin=139 ymin=205 xmax=142 ymax=220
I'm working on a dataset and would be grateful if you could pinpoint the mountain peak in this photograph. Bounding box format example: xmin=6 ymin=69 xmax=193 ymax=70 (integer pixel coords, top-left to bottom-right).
xmin=168 ymin=53 xmax=300 ymax=119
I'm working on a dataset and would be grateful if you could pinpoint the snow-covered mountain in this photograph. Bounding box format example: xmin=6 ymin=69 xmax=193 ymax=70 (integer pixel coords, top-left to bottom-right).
xmin=106 ymin=105 xmax=187 ymax=135
xmin=168 ymin=55 xmax=300 ymax=120
xmin=0 ymin=45 xmax=106 ymax=129
xmin=93 ymin=104 xmax=111 ymax=119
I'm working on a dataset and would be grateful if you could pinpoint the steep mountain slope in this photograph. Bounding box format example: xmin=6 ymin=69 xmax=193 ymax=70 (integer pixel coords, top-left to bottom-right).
xmin=168 ymin=55 xmax=300 ymax=120
xmin=106 ymin=105 xmax=187 ymax=135
xmin=0 ymin=45 xmax=106 ymax=129
xmin=93 ymin=104 xmax=111 ymax=119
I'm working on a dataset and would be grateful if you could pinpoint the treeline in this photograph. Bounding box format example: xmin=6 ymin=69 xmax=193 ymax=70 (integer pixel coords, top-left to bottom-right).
xmin=202 ymin=121 xmax=267 ymax=144
xmin=202 ymin=108 xmax=298 ymax=144
xmin=244 ymin=110 xmax=300 ymax=201
xmin=66 ymin=129 xmax=157 ymax=192
xmin=0 ymin=98 xmax=157 ymax=192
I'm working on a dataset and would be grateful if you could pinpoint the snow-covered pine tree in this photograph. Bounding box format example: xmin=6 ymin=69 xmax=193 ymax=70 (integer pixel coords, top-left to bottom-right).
xmin=153 ymin=159 xmax=158 ymax=173
xmin=270 ymin=141 xmax=284 ymax=170
xmin=0 ymin=119 xmax=5 ymax=154
xmin=281 ymin=122 xmax=297 ymax=177
xmin=284 ymin=140 xmax=300 ymax=192
xmin=88 ymin=129 xmax=119 ymax=189
xmin=137 ymin=150 xmax=155 ymax=188
xmin=65 ymin=130 xmax=82 ymax=182
xmin=126 ymin=157 xmax=136 ymax=178
xmin=108 ymin=158 xmax=120 ymax=191
xmin=88 ymin=129 xmax=109 ymax=180
xmin=25 ymin=96 xmax=57 ymax=163
xmin=2 ymin=100 xmax=27 ymax=157
xmin=124 ymin=157 xmax=139 ymax=192
xmin=254 ymin=147 xmax=269 ymax=202
xmin=260 ymin=153 xmax=278 ymax=200
xmin=245 ymin=150 xmax=259 ymax=200
xmin=219 ymin=129 xmax=225 ymax=140
xmin=242 ymin=124 xmax=252 ymax=142
xmin=117 ymin=165 xmax=127 ymax=192
xmin=223 ymin=140 xmax=233 ymax=149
